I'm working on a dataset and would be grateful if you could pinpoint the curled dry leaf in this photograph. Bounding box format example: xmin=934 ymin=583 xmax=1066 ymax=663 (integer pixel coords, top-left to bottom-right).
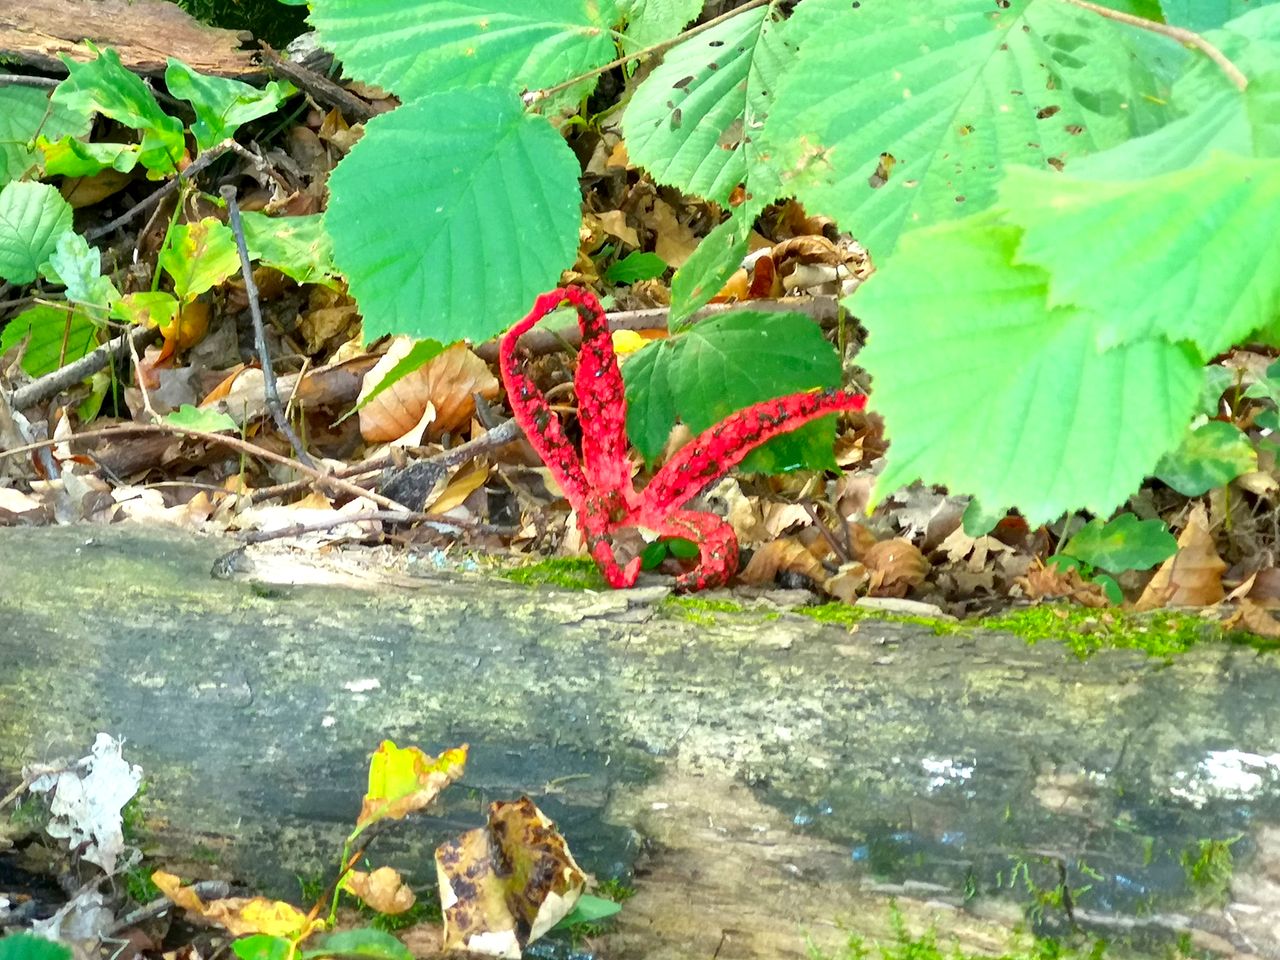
xmin=823 ymin=561 xmax=870 ymax=603
xmin=152 ymin=871 xmax=320 ymax=939
xmin=343 ymin=866 xmax=416 ymax=915
xmin=1015 ymin=560 xmax=1110 ymax=608
xmin=359 ymin=340 xmax=499 ymax=444
xmin=863 ymin=538 xmax=929 ymax=598
xmin=739 ymin=538 xmax=827 ymax=586
xmin=436 ymin=797 xmax=585 ymax=959
xmin=1135 ymin=503 xmax=1226 ymax=611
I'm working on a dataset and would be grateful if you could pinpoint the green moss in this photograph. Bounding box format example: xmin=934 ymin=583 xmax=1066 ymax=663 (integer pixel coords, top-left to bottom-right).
xmin=123 ymin=864 xmax=161 ymax=904
xmin=120 ymin=780 xmax=150 ymax=843
xmin=976 ymin=606 xmax=1250 ymax=659
xmin=176 ymin=0 xmax=308 ymax=46
xmin=795 ymin=602 xmax=961 ymax=636
xmin=806 ymin=903 xmax=1110 ymax=960
xmin=1180 ymin=835 xmax=1240 ymax=906
xmin=498 ymin=557 xmax=607 ymax=591
xmin=660 ymin=595 xmax=782 ymax=626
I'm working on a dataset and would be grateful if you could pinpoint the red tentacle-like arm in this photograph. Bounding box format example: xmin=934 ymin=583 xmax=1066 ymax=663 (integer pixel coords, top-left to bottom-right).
xmin=499 ymin=291 xmax=594 ymax=510
xmin=640 ymin=388 xmax=868 ymax=517
xmin=500 ymin=286 xmax=868 ymax=592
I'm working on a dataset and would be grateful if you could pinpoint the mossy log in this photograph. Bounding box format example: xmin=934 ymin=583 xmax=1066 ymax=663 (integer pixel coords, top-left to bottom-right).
xmin=2 ymin=524 xmax=1279 ymax=959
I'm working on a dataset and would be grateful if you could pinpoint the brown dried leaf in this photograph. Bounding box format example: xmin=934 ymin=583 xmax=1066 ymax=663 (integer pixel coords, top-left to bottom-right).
xmin=1014 ymin=561 xmax=1110 ymax=607
xmin=359 ymin=340 xmax=499 ymax=444
xmin=863 ymin=538 xmax=929 ymax=598
xmin=739 ymin=538 xmax=826 ymax=586
xmin=1135 ymin=503 xmax=1226 ymax=610
xmin=344 ymin=867 xmax=416 ymax=915
xmin=823 ymin=562 xmax=869 ymax=603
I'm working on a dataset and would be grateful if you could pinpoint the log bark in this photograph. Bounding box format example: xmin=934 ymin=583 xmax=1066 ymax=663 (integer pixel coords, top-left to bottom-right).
xmin=1 ymin=524 xmax=1279 ymax=958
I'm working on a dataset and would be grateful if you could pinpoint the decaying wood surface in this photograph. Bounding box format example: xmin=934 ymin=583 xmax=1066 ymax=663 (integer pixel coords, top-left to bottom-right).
xmin=0 ymin=0 xmax=256 ymax=77
xmin=2 ymin=524 xmax=1279 ymax=958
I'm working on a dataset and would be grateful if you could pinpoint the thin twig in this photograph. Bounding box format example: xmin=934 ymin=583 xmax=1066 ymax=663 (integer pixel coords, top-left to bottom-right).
xmin=802 ymin=500 xmax=852 ymax=564
xmin=237 ymin=509 xmax=515 ymax=544
xmin=259 ymin=44 xmax=377 ymax=122
xmin=0 ymin=422 xmax=414 ymax=513
xmin=221 ymin=184 xmax=317 ymax=469
xmin=9 ymin=324 xmax=159 ymax=411
xmin=1056 ymin=0 xmax=1247 ymax=91
xmin=85 ymin=142 xmax=233 ymax=242
xmin=246 ymin=419 xmax=522 ymax=506
xmin=0 ymin=75 xmax=59 ymax=89
xmin=525 ymin=0 xmax=773 ymax=106
xmin=474 ymin=296 xmax=840 ymax=362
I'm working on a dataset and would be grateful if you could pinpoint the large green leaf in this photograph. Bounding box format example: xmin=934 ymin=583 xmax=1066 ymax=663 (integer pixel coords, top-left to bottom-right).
xmin=1160 ymin=0 xmax=1280 ymax=31
xmin=760 ymin=0 xmax=1177 ymax=257
xmin=618 ymin=0 xmax=704 ymax=50
xmin=52 ymin=45 xmax=184 ymax=175
xmin=0 ymin=303 xmax=98 ymax=376
xmin=325 ymin=88 xmax=581 ymax=343
xmin=307 ymin=0 xmax=620 ymax=101
xmin=623 ymin=310 xmax=843 ymax=472
xmin=1002 ymin=153 xmax=1280 ymax=355
xmin=0 ymin=86 xmax=91 ymax=187
xmin=0 ymin=181 xmax=73 ymax=284
xmin=164 ymin=59 xmax=294 ymax=152
xmin=624 ymin=5 xmax=786 ymax=206
xmin=852 ymin=214 xmax=1201 ymax=524
xmin=43 ymin=231 xmax=120 ymax=310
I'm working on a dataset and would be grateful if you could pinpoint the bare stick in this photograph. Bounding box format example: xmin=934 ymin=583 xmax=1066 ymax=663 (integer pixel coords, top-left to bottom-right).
xmin=9 ymin=324 xmax=159 ymax=411
xmin=259 ymin=45 xmax=377 ymax=122
xmin=0 ymin=422 xmax=414 ymax=513
xmin=220 ymin=184 xmax=317 ymax=469
xmin=1056 ymin=0 xmax=1247 ymax=91
xmin=474 ymin=296 xmax=840 ymax=362
xmin=526 ymin=0 xmax=772 ymax=105
xmin=237 ymin=509 xmax=516 ymax=543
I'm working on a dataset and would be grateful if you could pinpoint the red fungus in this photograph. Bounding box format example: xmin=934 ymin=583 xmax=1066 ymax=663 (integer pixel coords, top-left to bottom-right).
xmin=500 ymin=288 xmax=867 ymax=591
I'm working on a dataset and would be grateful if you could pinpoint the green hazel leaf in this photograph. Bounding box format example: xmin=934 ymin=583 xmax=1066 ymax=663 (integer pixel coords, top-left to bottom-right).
xmin=158 ymin=218 xmax=241 ymax=302
xmin=624 ymin=4 xmax=786 ymax=206
xmin=1001 ymin=154 xmax=1280 ymax=356
xmin=1062 ymin=514 xmax=1178 ymax=573
xmin=165 ymin=404 xmax=238 ymax=433
xmin=325 ymin=88 xmax=581 ymax=343
xmin=0 ymin=181 xmax=74 ymax=284
xmin=240 ymin=212 xmax=339 ymax=287
xmin=52 ymin=45 xmax=184 ymax=175
xmin=38 ymin=136 xmax=140 ymax=178
xmin=961 ymin=498 xmax=1005 ymax=537
xmin=164 ymin=59 xmax=294 ymax=152
xmin=618 ymin=0 xmax=704 ymax=50
xmin=1160 ymin=0 xmax=1271 ymax=31
xmin=0 ymin=303 xmax=98 ymax=377
xmin=852 ymin=213 xmax=1202 ymax=526
xmin=623 ymin=338 xmax=677 ymax=464
xmin=605 ymin=251 xmax=668 ymax=284
xmin=0 ymin=85 xmax=91 ymax=187
xmin=43 ymin=231 xmax=120 ymax=310
xmin=668 ymin=206 xmax=753 ymax=328
xmin=1155 ymin=419 xmax=1257 ymax=495
xmin=0 ymin=934 xmax=73 ymax=960
xmin=307 ymin=0 xmax=620 ymax=101
xmin=761 ymin=0 xmax=1177 ymax=257
xmin=300 ymin=929 xmax=412 ymax=960
xmin=231 ymin=936 xmax=292 ymax=960
xmin=665 ymin=536 xmax=699 ymax=559
xmin=663 ymin=310 xmax=842 ymax=473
